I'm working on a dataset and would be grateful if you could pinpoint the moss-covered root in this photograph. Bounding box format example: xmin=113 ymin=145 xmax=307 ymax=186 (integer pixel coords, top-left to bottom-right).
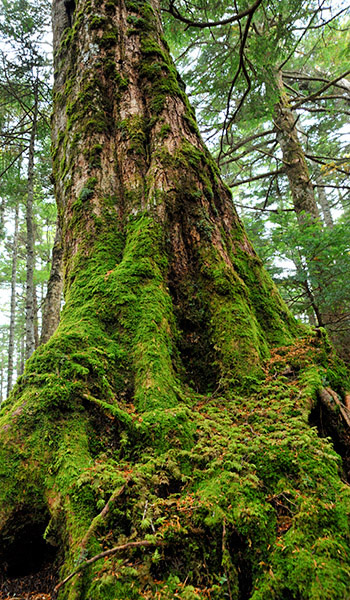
xmin=1 ymin=332 xmax=349 ymax=600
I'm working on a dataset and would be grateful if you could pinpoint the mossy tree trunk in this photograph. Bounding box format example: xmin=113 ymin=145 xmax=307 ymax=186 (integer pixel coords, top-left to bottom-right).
xmin=0 ymin=2 xmax=350 ymax=599
xmin=274 ymin=71 xmax=320 ymax=226
xmin=274 ymin=69 xmax=350 ymax=360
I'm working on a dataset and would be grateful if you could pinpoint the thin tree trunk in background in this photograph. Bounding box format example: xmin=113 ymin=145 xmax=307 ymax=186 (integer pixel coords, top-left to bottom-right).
xmin=6 ymin=203 xmax=19 ymax=397
xmin=316 ymin=173 xmax=334 ymax=228
xmin=338 ymin=189 xmax=348 ymax=212
xmin=40 ymin=217 xmax=64 ymax=345
xmin=274 ymin=70 xmax=320 ymax=225
xmin=0 ymin=360 xmax=3 ymax=406
xmin=0 ymin=197 xmax=5 ymax=237
xmin=25 ymin=82 xmax=38 ymax=361
xmin=18 ymin=325 xmax=25 ymax=376
xmin=33 ymin=284 xmax=39 ymax=349
xmin=274 ymin=69 xmax=350 ymax=360
xmin=274 ymin=75 xmax=322 ymax=326
xmin=292 ymin=257 xmax=322 ymax=327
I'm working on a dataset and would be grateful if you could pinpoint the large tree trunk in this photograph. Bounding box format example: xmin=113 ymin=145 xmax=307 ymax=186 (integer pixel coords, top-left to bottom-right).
xmin=0 ymin=3 xmax=349 ymax=599
xmin=6 ymin=203 xmax=19 ymax=397
xmin=40 ymin=217 xmax=64 ymax=345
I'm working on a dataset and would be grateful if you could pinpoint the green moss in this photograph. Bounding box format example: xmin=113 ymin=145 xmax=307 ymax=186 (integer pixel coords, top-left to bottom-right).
xmin=125 ymin=0 xmax=144 ymax=12
xmin=84 ymin=144 xmax=103 ymax=170
xmin=1 ymin=334 xmax=349 ymax=599
xmin=82 ymin=116 xmax=111 ymax=135
xmin=65 ymin=74 xmax=113 ymax=135
xmin=105 ymin=1 xmax=117 ymax=14
xmin=99 ymin=30 xmax=118 ymax=48
xmin=119 ymin=116 xmax=148 ymax=157
xmin=103 ymin=59 xmax=129 ymax=92
xmin=89 ymin=15 xmax=108 ymax=29
xmin=138 ymin=34 xmax=185 ymax=114
xmin=159 ymin=123 xmax=171 ymax=139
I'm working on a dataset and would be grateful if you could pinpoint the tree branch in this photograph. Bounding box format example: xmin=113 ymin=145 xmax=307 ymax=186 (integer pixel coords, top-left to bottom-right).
xmin=218 ymin=1 xmax=262 ymax=162
xmin=234 ymin=201 xmax=294 ymax=213
xmin=221 ymin=129 xmax=275 ymax=157
xmin=0 ymin=145 xmax=30 ymax=179
xmin=228 ymin=168 xmax=284 ymax=187
xmin=291 ymin=70 xmax=350 ymax=109
xmin=163 ymin=0 xmax=263 ymax=29
xmin=283 ymin=71 xmax=350 ymax=94
xmin=278 ymin=0 xmax=328 ymax=70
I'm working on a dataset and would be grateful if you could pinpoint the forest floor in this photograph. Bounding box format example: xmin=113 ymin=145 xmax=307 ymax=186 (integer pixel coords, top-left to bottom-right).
xmin=0 ymin=563 xmax=56 ymax=600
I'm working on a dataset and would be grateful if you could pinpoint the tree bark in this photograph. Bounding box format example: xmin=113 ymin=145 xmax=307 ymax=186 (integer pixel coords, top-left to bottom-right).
xmin=274 ymin=70 xmax=350 ymax=360
xmin=17 ymin=328 xmax=25 ymax=376
xmin=25 ymin=81 xmax=38 ymax=360
xmin=316 ymin=172 xmax=334 ymax=228
xmin=6 ymin=203 xmax=19 ymax=397
xmin=274 ymin=70 xmax=320 ymax=226
xmin=0 ymin=3 xmax=349 ymax=600
xmin=0 ymin=357 xmax=4 ymax=406
xmin=0 ymin=196 xmax=5 ymax=238
xmin=40 ymin=217 xmax=64 ymax=345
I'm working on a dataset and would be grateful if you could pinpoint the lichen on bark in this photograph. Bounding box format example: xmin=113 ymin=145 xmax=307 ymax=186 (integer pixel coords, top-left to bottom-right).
xmin=0 ymin=1 xmax=350 ymax=599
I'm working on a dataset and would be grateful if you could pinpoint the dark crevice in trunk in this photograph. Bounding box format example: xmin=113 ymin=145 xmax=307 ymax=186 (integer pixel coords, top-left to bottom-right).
xmin=85 ymin=401 xmax=123 ymax=457
xmin=228 ymin=531 xmax=253 ymax=600
xmin=309 ymin=398 xmax=350 ymax=483
xmin=169 ymin=276 xmax=218 ymax=394
xmin=167 ymin=205 xmax=219 ymax=393
xmin=0 ymin=514 xmax=57 ymax=593
xmin=0 ymin=564 xmax=58 ymax=598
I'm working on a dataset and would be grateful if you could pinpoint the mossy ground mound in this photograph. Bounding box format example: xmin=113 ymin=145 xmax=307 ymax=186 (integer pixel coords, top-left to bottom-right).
xmin=1 ymin=328 xmax=349 ymax=600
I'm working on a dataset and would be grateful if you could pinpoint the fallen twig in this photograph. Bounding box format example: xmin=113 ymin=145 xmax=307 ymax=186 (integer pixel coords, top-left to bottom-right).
xmin=54 ymin=539 xmax=162 ymax=593
xmin=80 ymin=482 xmax=128 ymax=551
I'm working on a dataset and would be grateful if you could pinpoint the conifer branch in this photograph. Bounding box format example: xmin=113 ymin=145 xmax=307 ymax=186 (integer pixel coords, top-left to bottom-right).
xmin=164 ymin=0 xmax=263 ymax=29
xmin=291 ymin=70 xmax=350 ymax=109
